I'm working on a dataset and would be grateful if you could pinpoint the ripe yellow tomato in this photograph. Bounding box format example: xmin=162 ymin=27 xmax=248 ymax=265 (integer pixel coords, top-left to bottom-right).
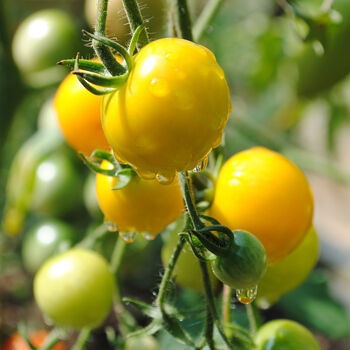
xmin=96 ymin=160 xmax=184 ymax=234
xmin=256 ymin=227 xmax=319 ymax=308
xmin=54 ymin=69 xmax=109 ymax=155
xmin=102 ymin=38 xmax=231 ymax=182
xmin=210 ymin=147 xmax=313 ymax=264
xmin=84 ymin=0 xmax=166 ymax=44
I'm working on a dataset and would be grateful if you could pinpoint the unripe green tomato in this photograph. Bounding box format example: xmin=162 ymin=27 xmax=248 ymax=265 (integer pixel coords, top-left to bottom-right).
xmin=297 ymin=0 xmax=350 ymax=97
xmin=211 ymin=230 xmax=267 ymax=290
xmin=161 ymin=222 xmax=218 ymax=293
xmin=21 ymin=219 xmax=78 ymax=274
xmin=256 ymin=227 xmax=319 ymax=309
xmin=125 ymin=335 xmax=158 ymax=350
xmin=30 ymin=151 xmax=83 ymax=217
xmin=34 ymin=249 xmax=115 ymax=329
xmin=12 ymin=9 xmax=78 ymax=86
xmin=84 ymin=0 xmax=166 ymax=44
xmin=254 ymin=319 xmax=321 ymax=350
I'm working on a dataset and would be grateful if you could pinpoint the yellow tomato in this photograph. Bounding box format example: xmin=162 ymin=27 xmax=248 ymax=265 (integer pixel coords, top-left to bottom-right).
xmin=96 ymin=160 xmax=184 ymax=234
xmin=256 ymin=227 xmax=319 ymax=308
xmin=210 ymin=147 xmax=313 ymax=264
xmin=102 ymin=38 xmax=231 ymax=183
xmin=54 ymin=69 xmax=109 ymax=155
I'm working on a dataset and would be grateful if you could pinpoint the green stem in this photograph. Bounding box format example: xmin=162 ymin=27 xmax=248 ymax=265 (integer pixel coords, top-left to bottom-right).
xmin=179 ymin=172 xmax=232 ymax=349
xmin=93 ymin=0 xmax=125 ymax=75
xmin=156 ymin=236 xmax=186 ymax=312
xmin=176 ymin=0 xmax=193 ymax=41
xmin=193 ymin=0 xmax=224 ymax=41
xmin=245 ymin=303 xmax=261 ymax=335
xmin=71 ymin=328 xmax=92 ymax=350
xmin=77 ymin=224 xmax=108 ymax=249
xmin=122 ymin=0 xmax=149 ymax=48
xmin=110 ymin=237 xmax=136 ymax=335
xmin=222 ymin=285 xmax=232 ymax=324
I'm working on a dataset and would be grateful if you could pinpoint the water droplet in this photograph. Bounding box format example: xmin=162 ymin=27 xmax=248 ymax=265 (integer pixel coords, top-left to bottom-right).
xmin=143 ymin=232 xmax=157 ymax=241
xmin=135 ymin=168 xmax=156 ymax=180
xmin=149 ymin=78 xmax=170 ymax=97
xmin=104 ymin=219 xmax=118 ymax=232
xmin=236 ymin=285 xmax=258 ymax=304
xmin=156 ymin=172 xmax=175 ymax=185
xmin=119 ymin=231 xmax=136 ymax=243
xmin=192 ymin=156 xmax=208 ymax=173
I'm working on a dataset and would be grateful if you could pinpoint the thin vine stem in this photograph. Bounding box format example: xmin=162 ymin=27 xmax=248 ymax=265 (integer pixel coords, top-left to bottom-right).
xmin=122 ymin=0 xmax=149 ymax=48
xmin=71 ymin=328 xmax=92 ymax=350
xmin=93 ymin=0 xmax=125 ymax=75
xmin=245 ymin=303 xmax=260 ymax=335
xmin=156 ymin=235 xmax=186 ymax=312
xmin=222 ymin=285 xmax=232 ymax=324
xmin=176 ymin=0 xmax=193 ymax=41
xmin=193 ymin=0 xmax=224 ymax=41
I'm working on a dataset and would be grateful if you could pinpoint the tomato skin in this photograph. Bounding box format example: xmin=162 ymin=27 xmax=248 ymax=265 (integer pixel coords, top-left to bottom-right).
xmin=21 ymin=219 xmax=78 ymax=274
xmin=34 ymin=249 xmax=115 ymax=329
xmin=85 ymin=0 xmax=166 ymax=44
xmin=1 ymin=331 xmax=67 ymax=350
xmin=102 ymin=38 xmax=231 ymax=180
xmin=12 ymin=9 xmax=78 ymax=85
xmin=30 ymin=151 xmax=83 ymax=216
xmin=210 ymin=147 xmax=313 ymax=264
xmin=96 ymin=160 xmax=184 ymax=234
xmin=54 ymin=71 xmax=109 ymax=155
xmin=254 ymin=320 xmax=321 ymax=350
xmin=256 ymin=227 xmax=319 ymax=308
xmin=211 ymin=230 xmax=267 ymax=290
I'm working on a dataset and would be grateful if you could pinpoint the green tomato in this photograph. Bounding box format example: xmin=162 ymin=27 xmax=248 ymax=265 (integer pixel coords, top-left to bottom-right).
xmin=21 ymin=219 xmax=78 ymax=274
xmin=211 ymin=230 xmax=267 ymax=290
xmin=256 ymin=227 xmax=319 ymax=309
xmin=254 ymin=319 xmax=321 ymax=350
xmin=84 ymin=0 xmax=166 ymax=44
xmin=30 ymin=151 xmax=83 ymax=217
xmin=34 ymin=249 xmax=115 ymax=329
xmin=12 ymin=9 xmax=78 ymax=87
xmin=161 ymin=219 xmax=218 ymax=293
xmin=125 ymin=335 xmax=158 ymax=350
xmin=297 ymin=0 xmax=350 ymax=97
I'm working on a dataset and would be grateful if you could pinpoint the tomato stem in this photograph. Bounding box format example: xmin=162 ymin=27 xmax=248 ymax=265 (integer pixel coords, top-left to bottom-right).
xmin=245 ymin=303 xmax=260 ymax=335
xmin=93 ymin=0 xmax=125 ymax=75
xmin=71 ymin=328 xmax=92 ymax=350
xmin=176 ymin=0 xmax=193 ymax=41
xmin=122 ymin=0 xmax=150 ymax=49
xmin=222 ymin=284 xmax=232 ymax=324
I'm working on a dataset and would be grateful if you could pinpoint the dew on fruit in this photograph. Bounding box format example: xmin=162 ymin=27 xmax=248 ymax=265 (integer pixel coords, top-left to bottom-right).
xmin=119 ymin=231 xmax=136 ymax=243
xmin=104 ymin=219 xmax=118 ymax=232
xmin=236 ymin=285 xmax=258 ymax=304
xmin=135 ymin=168 xmax=156 ymax=180
xmin=156 ymin=172 xmax=175 ymax=185
xmin=149 ymin=78 xmax=170 ymax=97
xmin=143 ymin=233 xmax=157 ymax=241
xmin=192 ymin=156 xmax=208 ymax=173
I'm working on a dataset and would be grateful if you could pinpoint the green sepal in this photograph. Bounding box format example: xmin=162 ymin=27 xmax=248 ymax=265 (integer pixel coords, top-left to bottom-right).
xmin=112 ymin=168 xmax=135 ymax=190
xmin=79 ymin=153 xmax=117 ymax=177
xmin=83 ymin=30 xmax=132 ymax=71
xmin=90 ymin=149 xmax=120 ymax=168
xmin=127 ymin=320 xmax=163 ymax=338
xmin=180 ymin=231 xmax=215 ymax=262
xmin=75 ymin=74 xmax=117 ymax=95
xmin=72 ymin=71 xmax=128 ymax=88
xmin=123 ymin=297 xmax=161 ymax=319
xmin=57 ymin=58 xmax=107 ymax=74
xmin=128 ymin=24 xmax=145 ymax=55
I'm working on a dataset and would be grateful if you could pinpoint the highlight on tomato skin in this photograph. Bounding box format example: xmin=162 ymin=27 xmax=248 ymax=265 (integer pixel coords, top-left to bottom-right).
xmin=210 ymin=147 xmax=314 ymax=264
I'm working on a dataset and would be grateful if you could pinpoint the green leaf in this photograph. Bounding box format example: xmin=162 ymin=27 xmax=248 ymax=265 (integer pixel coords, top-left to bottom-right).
xmin=278 ymin=269 xmax=350 ymax=339
xmin=123 ymin=297 xmax=160 ymax=319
